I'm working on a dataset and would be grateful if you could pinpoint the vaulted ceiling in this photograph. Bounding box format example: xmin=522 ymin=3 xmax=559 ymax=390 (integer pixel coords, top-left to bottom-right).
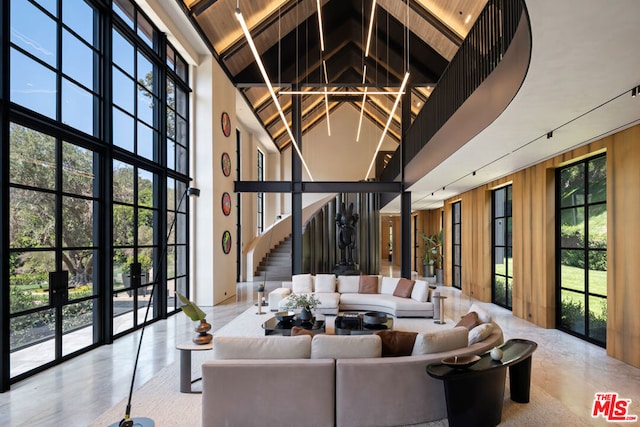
xmin=183 ymin=0 xmax=488 ymax=150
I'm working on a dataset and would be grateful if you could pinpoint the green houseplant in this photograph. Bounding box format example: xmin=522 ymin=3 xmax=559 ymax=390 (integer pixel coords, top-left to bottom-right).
xmin=283 ymin=293 xmax=320 ymax=321
xmin=420 ymin=229 xmax=443 ymax=281
xmin=177 ymin=292 xmax=211 ymax=344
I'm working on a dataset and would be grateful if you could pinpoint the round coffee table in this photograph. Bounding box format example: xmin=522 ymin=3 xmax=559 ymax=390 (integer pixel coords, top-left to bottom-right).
xmin=334 ymin=312 xmax=394 ymax=335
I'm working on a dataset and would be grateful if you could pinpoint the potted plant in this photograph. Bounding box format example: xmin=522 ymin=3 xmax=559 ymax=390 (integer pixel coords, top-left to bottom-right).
xmin=283 ymin=293 xmax=321 ymax=321
xmin=177 ymin=292 xmax=212 ymax=344
xmin=420 ymin=229 xmax=443 ymax=282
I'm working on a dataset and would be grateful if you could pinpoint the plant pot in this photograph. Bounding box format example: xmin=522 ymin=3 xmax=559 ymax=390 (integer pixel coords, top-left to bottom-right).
xmin=193 ymin=319 xmax=213 ymax=345
xmin=423 ymin=264 xmax=435 ymax=277
xmin=435 ymin=268 xmax=444 ymax=285
xmin=299 ymin=307 xmax=313 ymax=322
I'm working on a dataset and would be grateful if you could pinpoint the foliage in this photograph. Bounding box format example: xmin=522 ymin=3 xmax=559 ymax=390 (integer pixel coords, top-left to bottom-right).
xmin=420 ymin=229 xmax=443 ymax=269
xmin=176 ymin=292 xmax=207 ymax=321
xmin=559 ymin=298 xmax=607 ymax=344
xmin=10 ymin=286 xmax=95 ymax=349
xmin=283 ymin=293 xmax=321 ymax=310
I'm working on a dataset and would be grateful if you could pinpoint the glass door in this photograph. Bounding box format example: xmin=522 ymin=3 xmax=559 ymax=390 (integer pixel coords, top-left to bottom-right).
xmin=112 ymin=161 xmax=159 ymax=336
xmin=9 ymin=124 xmax=100 ymax=379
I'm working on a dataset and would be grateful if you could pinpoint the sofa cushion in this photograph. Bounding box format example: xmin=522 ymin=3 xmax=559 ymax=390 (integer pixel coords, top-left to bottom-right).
xmin=468 ymin=323 xmax=493 ymax=345
xmin=456 ymin=311 xmax=480 ymax=330
xmin=292 ymin=274 xmax=314 ymax=294
xmin=314 ymin=274 xmax=336 ymax=293
xmin=410 ymin=280 xmax=429 ymax=302
xmin=359 ymin=275 xmax=379 ymax=294
xmin=311 ymin=334 xmax=381 ymax=359
xmin=411 ymin=327 xmax=469 ymax=355
xmin=212 ymin=336 xmax=311 ymax=359
xmin=468 ymin=303 xmax=492 ymax=323
xmin=393 ymin=278 xmax=415 ymax=298
xmin=291 ymin=326 xmax=315 ymax=337
xmin=375 ymin=330 xmax=418 ymax=357
xmin=380 ymin=277 xmax=400 ymax=295
xmin=337 ymin=275 xmax=361 ymax=293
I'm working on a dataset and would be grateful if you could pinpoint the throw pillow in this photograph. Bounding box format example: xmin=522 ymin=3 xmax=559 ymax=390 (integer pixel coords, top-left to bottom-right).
xmin=468 ymin=303 xmax=492 ymax=323
xmin=468 ymin=323 xmax=493 ymax=345
xmin=375 ymin=330 xmax=418 ymax=357
xmin=290 ymin=326 xmax=314 ymax=337
xmin=292 ymin=273 xmax=313 ymax=294
xmin=380 ymin=277 xmax=400 ymax=295
xmin=359 ymin=275 xmax=379 ymax=294
xmin=456 ymin=311 xmax=480 ymax=330
xmin=337 ymin=275 xmax=361 ymax=293
xmin=393 ymin=278 xmax=415 ymax=298
xmin=314 ymin=274 xmax=336 ymax=293
xmin=410 ymin=280 xmax=429 ymax=302
xmin=411 ymin=327 xmax=469 ymax=355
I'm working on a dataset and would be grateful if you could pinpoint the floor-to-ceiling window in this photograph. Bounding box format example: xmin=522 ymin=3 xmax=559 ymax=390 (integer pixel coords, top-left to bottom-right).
xmin=2 ymin=0 xmax=191 ymax=390
xmin=556 ymin=154 xmax=607 ymax=347
xmin=452 ymin=201 xmax=462 ymax=289
xmin=492 ymin=185 xmax=513 ymax=309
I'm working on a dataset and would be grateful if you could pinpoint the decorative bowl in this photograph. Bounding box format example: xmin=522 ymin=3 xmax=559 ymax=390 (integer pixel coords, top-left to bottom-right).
xmin=275 ymin=311 xmax=296 ymax=322
xmin=441 ymin=355 xmax=481 ymax=369
xmin=363 ymin=312 xmax=388 ymax=325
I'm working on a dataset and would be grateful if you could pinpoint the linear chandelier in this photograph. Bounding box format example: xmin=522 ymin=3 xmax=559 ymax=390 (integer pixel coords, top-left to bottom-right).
xmin=356 ymin=65 xmax=368 ymax=142
xmin=358 ymin=0 xmax=378 ymax=141
xmin=235 ymin=8 xmax=314 ymax=181
xmin=279 ymin=89 xmax=406 ymax=96
xmin=322 ymin=60 xmax=331 ymax=136
xmin=364 ymin=71 xmax=410 ymax=180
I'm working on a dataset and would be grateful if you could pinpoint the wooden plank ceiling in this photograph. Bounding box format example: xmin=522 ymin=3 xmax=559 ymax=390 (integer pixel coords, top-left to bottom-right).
xmin=184 ymin=0 xmax=487 ymax=150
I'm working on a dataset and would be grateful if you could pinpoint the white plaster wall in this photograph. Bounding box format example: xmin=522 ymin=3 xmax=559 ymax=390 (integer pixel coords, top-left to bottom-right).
xmin=192 ymin=56 xmax=238 ymax=305
xmin=302 ymin=103 xmax=397 ymax=181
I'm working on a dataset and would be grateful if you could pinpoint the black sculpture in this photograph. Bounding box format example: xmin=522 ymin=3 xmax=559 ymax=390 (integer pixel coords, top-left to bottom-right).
xmin=334 ymin=202 xmax=360 ymax=275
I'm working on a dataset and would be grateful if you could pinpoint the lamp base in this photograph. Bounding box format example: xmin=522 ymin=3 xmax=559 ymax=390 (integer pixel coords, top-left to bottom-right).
xmin=108 ymin=417 xmax=154 ymax=427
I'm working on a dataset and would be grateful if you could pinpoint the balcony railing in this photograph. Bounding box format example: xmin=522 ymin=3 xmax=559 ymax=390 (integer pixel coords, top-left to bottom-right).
xmin=379 ymin=0 xmax=526 ymax=182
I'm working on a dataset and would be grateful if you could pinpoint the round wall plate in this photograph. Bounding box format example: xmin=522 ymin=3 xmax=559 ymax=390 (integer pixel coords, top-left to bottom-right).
xmin=222 ymin=192 xmax=232 ymax=216
xmin=221 ymin=112 xmax=231 ymax=137
xmin=221 ymin=152 xmax=231 ymax=177
xmin=222 ymin=230 xmax=232 ymax=254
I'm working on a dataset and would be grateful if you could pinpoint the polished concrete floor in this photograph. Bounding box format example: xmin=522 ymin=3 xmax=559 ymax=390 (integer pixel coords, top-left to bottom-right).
xmin=1 ymin=270 xmax=639 ymax=426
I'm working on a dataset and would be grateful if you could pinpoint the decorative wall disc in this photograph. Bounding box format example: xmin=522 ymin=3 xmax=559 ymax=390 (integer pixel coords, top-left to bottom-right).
xmin=222 ymin=230 xmax=232 ymax=254
xmin=221 ymin=192 xmax=232 ymax=216
xmin=221 ymin=112 xmax=231 ymax=137
xmin=221 ymin=152 xmax=231 ymax=177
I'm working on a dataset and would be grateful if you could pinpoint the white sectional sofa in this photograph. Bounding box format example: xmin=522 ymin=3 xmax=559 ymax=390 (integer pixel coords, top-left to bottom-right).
xmin=202 ymin=305 xmax=504 ymax=427
xmin=271 ymin=273 xmax=435 ymax=318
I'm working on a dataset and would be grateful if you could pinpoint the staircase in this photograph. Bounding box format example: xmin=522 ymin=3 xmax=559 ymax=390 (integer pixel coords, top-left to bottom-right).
xmin=254 ymin=237 xmax=292 ymax=281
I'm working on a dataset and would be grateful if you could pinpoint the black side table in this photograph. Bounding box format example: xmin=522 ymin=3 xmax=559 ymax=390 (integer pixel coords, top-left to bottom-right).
xmin=426 ymin=338 xmax=537 ymax=427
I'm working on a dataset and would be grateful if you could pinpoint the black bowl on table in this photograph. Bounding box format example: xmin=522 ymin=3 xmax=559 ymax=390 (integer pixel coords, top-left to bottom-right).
xmin=363 ymin=312 xmax=388 ymax=325
xmin=441 ymin=355 xmax=481 ymax=369
xmin=275 ymin=311 xmax=296 ymax=322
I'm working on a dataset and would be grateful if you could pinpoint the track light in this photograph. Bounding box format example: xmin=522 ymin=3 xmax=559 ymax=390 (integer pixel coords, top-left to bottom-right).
xmin=546 ymin=131 xmax=553 ymax=139
xmin=365 ymin=0 xmax=377 ymax=58
xmin=633 ymin=87 xmax=638 ymax=98
xmin=472 ymin=171 xmax=476 ymax=176
xmin=236 ymin=8 xmax=314 ymax=181
xmin=364 ymin=71 xmax=410 ymax=180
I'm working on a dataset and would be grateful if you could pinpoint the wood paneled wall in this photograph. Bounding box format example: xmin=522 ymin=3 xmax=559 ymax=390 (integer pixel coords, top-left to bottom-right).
xmin=427 ymin=124 xmax=639 ymax=367
xmin=607 ymin=126 xmax=640 ymax=367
